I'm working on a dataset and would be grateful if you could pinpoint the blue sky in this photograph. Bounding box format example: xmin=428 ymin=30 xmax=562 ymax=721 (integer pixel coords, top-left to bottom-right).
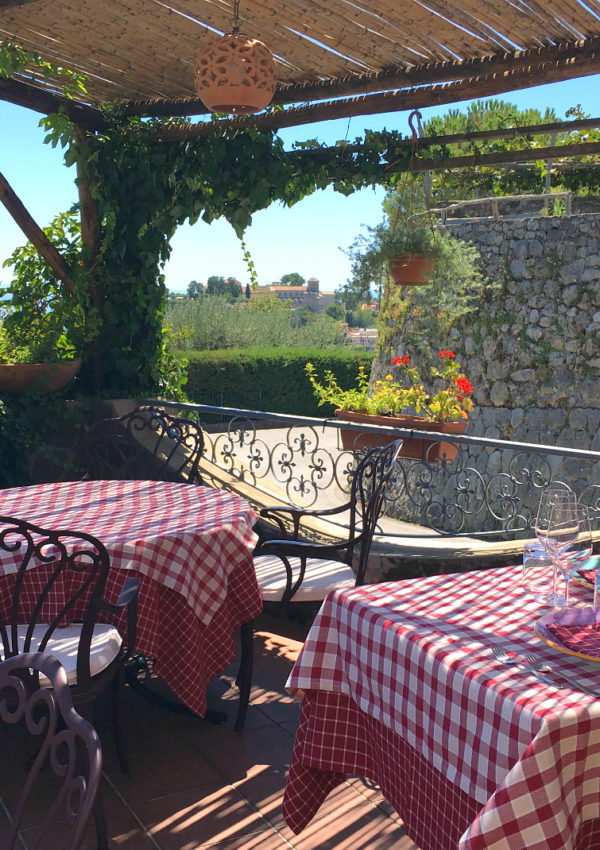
xmin=0 ymin=74 xmax=599 ymax=293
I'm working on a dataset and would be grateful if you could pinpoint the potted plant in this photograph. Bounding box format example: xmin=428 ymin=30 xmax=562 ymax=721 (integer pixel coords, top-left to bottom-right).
xmin=0 ymin=327 xmax=81 ymax=393
xmin=349 ymin=218 xmax=443 ymax=290
xmin=305 ymin=350 xmax=474 ymax=460
xmin=0 ymin=211 xmax=87 ymax=394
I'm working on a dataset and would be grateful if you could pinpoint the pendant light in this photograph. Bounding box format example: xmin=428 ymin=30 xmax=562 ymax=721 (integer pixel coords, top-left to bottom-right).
xmin=194 ymin=0 xmax=277 ymax=115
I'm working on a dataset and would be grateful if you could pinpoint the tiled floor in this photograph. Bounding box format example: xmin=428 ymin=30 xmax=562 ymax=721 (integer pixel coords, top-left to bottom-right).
xmin=2 ymin=610 xmax=419 ymax=849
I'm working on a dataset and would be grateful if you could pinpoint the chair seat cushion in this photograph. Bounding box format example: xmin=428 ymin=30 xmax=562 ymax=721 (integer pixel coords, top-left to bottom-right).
xmin=253 ymin=554 xmax=356 ymax=602
xmin=16 ymin=624 xmax=123 ymax=686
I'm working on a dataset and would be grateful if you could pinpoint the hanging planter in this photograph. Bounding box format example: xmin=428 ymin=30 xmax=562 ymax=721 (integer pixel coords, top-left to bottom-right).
xmin=388 ymin=253 xmax=436 ymax=286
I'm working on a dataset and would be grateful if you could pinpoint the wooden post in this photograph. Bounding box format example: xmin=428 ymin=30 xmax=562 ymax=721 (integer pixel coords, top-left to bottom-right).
xmin=0 ymin=170 xmax=76 ymax=295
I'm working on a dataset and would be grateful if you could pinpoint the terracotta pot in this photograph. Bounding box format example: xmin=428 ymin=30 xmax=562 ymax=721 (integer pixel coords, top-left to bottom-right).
xmin=335 ymin=409 xmax=467 ymax=461
xmin=389 ymin=253 xmax=435 ymax=286
xmin=0 ymin=360 xmax=81 ymax=393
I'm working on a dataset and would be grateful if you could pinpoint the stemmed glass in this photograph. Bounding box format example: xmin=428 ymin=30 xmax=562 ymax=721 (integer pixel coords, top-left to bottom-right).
xmin=535 ymin=485 xmax=577 ymax=607
xmin=560 ymin=504 xmax=593 ymax=606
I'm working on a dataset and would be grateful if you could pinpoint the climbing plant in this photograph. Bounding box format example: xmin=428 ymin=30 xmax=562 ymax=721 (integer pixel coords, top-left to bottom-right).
xmin=51 ymin=113 xmax=414 ymax=396
xmin=4 ymin=42 xmax=598 ymax=397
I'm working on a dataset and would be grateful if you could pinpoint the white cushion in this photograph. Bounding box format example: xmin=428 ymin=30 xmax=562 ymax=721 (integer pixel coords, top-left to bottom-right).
xmin=16 ymin=624 xmax=122 ymax=686
xmin=253 ymin=554 xmax=356 ymax=602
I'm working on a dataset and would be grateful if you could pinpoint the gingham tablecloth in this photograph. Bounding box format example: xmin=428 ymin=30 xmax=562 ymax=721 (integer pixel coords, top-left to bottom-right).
xmin=0 ymin=479 xmax=261 ymax=716
xmin=283 ymin=567 xmax=600 ymax=850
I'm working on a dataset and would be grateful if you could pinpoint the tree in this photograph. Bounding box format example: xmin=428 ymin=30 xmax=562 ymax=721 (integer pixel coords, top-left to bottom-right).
xmin=187 ymin=280 xmax=203 ymax=299
xmin=206 ymin=276 xmax=242 ymax=300
xmin=279 ymin=272 xmax=305 ymax=286
xmin=325 ymin=302 xmax=345 ymax=321
xmin=420 ymin=98 xmax=560 ymax=201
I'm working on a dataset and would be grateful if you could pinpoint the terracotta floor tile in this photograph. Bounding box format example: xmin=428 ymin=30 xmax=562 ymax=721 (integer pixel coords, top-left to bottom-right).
xmin=2 ymin=623 xmax=417 ymax=850
xmin=132 ymin=785 xmax=271 ymax=849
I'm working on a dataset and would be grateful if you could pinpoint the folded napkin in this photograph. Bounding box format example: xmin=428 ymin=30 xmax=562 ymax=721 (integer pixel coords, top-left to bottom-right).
xmin=546 ymin=621 xmax=600 ymax=656
xmin=576 ymin=555 xmax=600 ymax=586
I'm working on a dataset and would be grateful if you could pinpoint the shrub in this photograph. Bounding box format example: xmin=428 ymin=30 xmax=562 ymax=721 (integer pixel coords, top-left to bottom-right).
xmin=184 ymin=347 xmax=372 ymax=415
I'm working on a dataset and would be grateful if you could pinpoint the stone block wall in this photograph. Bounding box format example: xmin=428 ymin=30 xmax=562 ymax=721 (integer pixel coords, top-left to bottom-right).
xmin=443 ymin=212 xmax=599 ymax=459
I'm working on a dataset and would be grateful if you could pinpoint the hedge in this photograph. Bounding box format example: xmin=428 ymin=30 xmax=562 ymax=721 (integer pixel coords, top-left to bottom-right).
xmin=183 ymin=346 xmax=373 ymax=416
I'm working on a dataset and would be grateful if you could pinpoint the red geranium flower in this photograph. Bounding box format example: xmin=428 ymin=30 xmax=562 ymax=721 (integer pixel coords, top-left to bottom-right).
xmin=391 ymin=354 xmax=410 ymax=366
xmin=456 ymin=377 xmax=474 ymax=395
xmin=438 ymin=350 xmax=456 ymax=359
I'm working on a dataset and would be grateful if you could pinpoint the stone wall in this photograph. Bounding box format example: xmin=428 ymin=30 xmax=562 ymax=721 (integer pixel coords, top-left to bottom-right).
xmin=375 ymin=211 xmax=600 ymax=529
xmin=442 ymin=212 xmax=599 ymax=458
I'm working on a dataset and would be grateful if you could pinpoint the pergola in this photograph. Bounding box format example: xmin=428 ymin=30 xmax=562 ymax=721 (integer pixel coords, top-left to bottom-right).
xmin=0 ymin=0 xmax=599 ymax=132
xmin=1 ymin=0 xmax=600 ymax=399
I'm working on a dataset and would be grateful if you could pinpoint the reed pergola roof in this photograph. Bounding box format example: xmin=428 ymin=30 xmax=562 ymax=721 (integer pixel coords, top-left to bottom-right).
xmin=1 ymin=0 xmax=600 ymax=131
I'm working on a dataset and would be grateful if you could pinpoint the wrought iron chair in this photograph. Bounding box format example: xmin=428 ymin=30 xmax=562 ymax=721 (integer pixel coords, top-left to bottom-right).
xmin=235 ymin=440 xmax=403 ymax=729
xmin=0 ymin=651 xmax=106 ymax=850
xmin=0 ymin=517 xmax=139 ymax=776
xmin=83 ymin=405 xmax=205 ymax=484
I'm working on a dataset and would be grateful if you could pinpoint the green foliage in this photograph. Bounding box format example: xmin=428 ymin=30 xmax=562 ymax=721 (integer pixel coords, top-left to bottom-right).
xmin=348 ymin=215 xmax=444 ymax=295
xmin=4 ymin=42 xmax=597 ymax=402
xmin=325 ymin=302 xmax=345 ymax=321
xmin=279 ymin=272 xmax=306 ymax=286
xmin=306 ymin=350 xmax=474 ymax=422
xmin=165 ymin=295 xmax=344 ymax=350
xmin=187 ymin=280 xmax=203 ymax=298
xmin=0 ymin=391 xmax=79 ymax=487
xmin=184 ymin=346 xmax=372 ymax=415
xmin=206 ymin=276 xmax=242 ymax=299
xmin=376 ymin=233 xmax=497 ymax=363
xmin=347 ymin=306 xmax=377 ymax=328
xmin=0 ymin=42 xmax=87 ymax=98
xmin=0 ymin=210 xmax=91 ymax=363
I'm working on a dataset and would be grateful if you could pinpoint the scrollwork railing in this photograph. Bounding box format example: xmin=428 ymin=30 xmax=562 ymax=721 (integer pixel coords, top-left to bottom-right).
xmin=146 ymin=400 xmax=600 ymax=540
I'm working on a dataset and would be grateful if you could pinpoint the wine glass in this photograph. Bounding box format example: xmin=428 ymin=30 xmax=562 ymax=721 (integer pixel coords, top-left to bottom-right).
xmin=535 ymin=485 xmax=577 ymax=606
xmin=545 ymin=498 xmax=583 ymax=607
xmin=561 ymin=504 xmax=593 ymax=606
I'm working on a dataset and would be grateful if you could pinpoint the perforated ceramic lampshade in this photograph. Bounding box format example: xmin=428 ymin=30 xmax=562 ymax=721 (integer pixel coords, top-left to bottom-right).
xmin=195 ymin=32 xmax=277 ymax=114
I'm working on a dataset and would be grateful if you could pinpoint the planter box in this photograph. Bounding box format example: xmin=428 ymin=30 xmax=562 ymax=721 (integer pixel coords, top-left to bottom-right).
xmin=0 ymin=360 xmax=81 ymax=393
xmin=335 ymin=409 xmax=467 ymax=461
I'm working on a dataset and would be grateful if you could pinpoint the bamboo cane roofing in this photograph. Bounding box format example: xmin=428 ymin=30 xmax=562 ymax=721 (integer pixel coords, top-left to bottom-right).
xmin=1 ymin=0 xmax=600 ymax=124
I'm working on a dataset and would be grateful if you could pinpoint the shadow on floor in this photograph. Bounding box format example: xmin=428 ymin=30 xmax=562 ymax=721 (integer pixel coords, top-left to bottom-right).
xmin=1 ymin=609 xmax=418 ymax=849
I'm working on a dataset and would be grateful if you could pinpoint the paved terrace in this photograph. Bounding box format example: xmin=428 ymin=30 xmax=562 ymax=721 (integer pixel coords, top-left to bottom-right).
xmin=1 ymin=609 xmax=420 ymax=850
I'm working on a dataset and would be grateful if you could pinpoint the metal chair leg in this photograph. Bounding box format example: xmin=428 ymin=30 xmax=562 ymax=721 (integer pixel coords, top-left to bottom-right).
xmin=234 ymin=620 xmax=254 ymax=731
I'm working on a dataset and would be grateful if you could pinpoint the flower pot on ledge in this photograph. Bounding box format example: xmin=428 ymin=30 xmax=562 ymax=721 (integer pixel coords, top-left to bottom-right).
xmin=0 ymin=360 xmax=81 ymax=393
xmin=335 ymin=409 xmax=467 ymax=461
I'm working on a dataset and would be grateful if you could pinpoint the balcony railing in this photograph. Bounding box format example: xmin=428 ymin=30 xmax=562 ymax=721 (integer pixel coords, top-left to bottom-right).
xmin=146 ymin=399 xmax=600 ymax=542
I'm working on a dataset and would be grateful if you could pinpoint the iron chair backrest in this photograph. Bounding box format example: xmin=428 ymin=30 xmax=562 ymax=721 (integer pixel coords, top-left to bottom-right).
xmin=0 ymin=517 xmax=111 ymax=690
xmin=84 ymin=405 xmax=204 ymax=484
xmin=347 ymin=440 xmax=403 ymax=584
xmin=0 ymin=651 xmax=102 ymax=850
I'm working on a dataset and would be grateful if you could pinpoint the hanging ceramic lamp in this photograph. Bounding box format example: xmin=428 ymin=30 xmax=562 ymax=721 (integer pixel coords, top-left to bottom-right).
xmin=194 ymin=1 xmax=277 ymax=114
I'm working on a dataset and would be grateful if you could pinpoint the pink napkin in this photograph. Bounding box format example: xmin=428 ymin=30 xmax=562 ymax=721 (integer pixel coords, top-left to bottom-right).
xmin=546 ymin=622 xmax=600 ymax=656
xmin=577 ymin=556 xmax=600 ymax=586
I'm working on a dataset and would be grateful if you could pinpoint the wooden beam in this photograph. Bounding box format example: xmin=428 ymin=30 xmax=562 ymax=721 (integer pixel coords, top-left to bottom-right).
xmin=0 ymin=78 xmax=107 ymax=131
xmin=404 ymin=141 xmax=600 ymax=174
xmin=152 ymin=54 xmax=600 ymax=142
xmin=271 ymin=37 xmax=600 ymax=107
xmin=0 ymin=170 xmax=76 ymax=295
xmin=122 ymin=36 xmax=600 ymax=119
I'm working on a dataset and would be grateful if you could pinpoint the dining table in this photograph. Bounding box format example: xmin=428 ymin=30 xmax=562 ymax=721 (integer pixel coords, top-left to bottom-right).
xmin=282 ymin=565 xmax=600 ymax=850
xmin=0 ymin=478 xmax=261 ymax=718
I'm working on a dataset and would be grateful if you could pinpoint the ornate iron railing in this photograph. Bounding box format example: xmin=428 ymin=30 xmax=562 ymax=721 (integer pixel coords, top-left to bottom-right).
xmin=145 ymin=399 xmax=600 ymax=540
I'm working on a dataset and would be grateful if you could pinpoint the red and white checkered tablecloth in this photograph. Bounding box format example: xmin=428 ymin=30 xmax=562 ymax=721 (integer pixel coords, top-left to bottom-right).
xmin=283 ymin=567 xmax=600 ymax=850
xmin=0 ymin=479 xmax=262 ymax=716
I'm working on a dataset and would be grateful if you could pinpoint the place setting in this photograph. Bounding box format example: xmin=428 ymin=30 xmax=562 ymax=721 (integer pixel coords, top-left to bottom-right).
xmin=519 ymin=485 xmax=600 ymax=688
